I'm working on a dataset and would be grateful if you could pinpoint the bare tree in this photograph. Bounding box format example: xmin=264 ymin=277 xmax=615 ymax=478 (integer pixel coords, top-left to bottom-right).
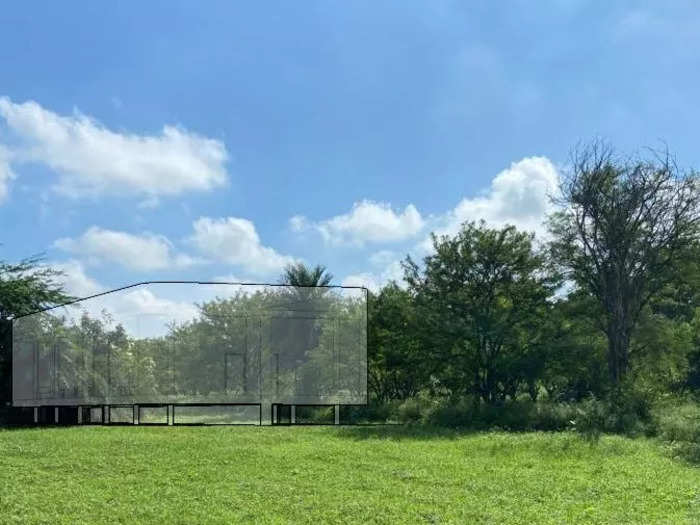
xmin=549 ymin=141 xmax=700 ymax=385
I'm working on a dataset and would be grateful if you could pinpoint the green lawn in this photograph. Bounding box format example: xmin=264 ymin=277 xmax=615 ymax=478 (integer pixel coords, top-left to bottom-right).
xmin=1 ymin=426 xmax=699 ymax=524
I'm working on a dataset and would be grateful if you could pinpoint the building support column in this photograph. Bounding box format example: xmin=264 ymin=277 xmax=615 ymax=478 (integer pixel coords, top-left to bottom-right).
xmin=33 ymin=407 xmax=38 ymax=424
xmin=54 ymin=407 xmax=59 ymax=424
xmin=133 ymin=404 xmax=139 ymax=425
xmin=78 ymin=406 xmax=82 ymax=425
xmin=334 ymin=404 xmax=340 ymax=425
xmin=261 ymin=403 xmax=272 ymax=425
xmin=291 ymin=405 xmax=296 ymax=425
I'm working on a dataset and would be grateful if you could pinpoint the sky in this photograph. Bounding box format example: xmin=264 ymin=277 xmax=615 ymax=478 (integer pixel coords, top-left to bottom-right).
xmin=1 ymin=1 xmax=700 ymax=314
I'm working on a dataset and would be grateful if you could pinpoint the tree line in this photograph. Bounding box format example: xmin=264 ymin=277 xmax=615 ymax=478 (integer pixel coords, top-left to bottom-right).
xmin=368 ymin=143 xmax=700 ymax=408
xmin=1 ymin=141 xmax=699 ymax=420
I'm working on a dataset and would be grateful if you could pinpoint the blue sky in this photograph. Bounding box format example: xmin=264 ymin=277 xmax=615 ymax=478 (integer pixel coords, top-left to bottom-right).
xmin=1 ymin=1 xmax=699 ymax=302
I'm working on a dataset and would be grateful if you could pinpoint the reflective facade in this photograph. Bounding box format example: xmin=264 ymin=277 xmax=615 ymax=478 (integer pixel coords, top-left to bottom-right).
xmin=12 ymin=282 xmax=367 ymax=407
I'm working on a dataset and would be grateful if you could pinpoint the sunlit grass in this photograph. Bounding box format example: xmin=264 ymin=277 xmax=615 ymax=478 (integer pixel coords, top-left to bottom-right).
xmin=0 ymin=426 xmax=699 ymax=524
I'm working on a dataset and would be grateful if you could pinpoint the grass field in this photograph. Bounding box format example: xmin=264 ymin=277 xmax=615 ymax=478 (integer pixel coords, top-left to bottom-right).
xmin=1 ymin=426 xmax=699 ymax=524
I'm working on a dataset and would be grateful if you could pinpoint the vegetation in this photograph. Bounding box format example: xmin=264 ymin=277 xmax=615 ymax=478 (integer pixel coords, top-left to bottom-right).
xmin=1 ymin=142 xmax=700 ymax=521
xmin=549 ymin=142 xmax=700 ymax=385
xmin=1 ymin=427 xmax=699 ymax=524
xmin=404 ymin=222 xmax=558 ymax=404
xmin=10 ymin=287 xmax=366 ymax=405
xmin=358 ymin=144 xmax=700 ymax=447
xmin=280 ymin=262 xmax=334 ymax=287
xmin=0 ymin=255 xmax=73 ymax=414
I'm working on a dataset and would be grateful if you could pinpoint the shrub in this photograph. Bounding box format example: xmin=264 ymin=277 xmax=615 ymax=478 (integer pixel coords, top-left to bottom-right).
xmin=570 ymin=388 xmax=656 ymax=440
xmin=340 ymin=401 xmax=400 ymax=424
xmin=423 ymin=398 xmax=575 ymax=431
xmin=653 ymin=399 xmax=700 ymax=464
xmin=425 ymin=398 xmax=475 ymax=428
xmin=397 ymin=399 xmax=420 ymax=423
xmin=654 ymin=401 xmax=700 ymax=442
xmin=532 ymin=402 xmax=577 ymax=431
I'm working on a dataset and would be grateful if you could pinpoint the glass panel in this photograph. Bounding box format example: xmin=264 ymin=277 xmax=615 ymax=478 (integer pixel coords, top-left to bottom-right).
xmin=173 ymin=405 xmax=260 ymax=425
xmin=12 ymin=283 xmax=367 ymax=406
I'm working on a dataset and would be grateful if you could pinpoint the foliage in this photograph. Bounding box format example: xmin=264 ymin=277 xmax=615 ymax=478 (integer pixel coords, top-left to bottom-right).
xmin=570 ymin=387 xmax=656 ymax=442
xmin=367 ymin=283 xmax=430 ymax=403
xmin=0 ymin=255 xmax=73 ymax=410
xmin=280 ymin=262 xmax=333 ymax=287
xmin=10 ymin=286 xmax=367 ymax=406
xmin=549 ymin=141 xmax=700 ymax=385
xmin=539 ymin=291 xmax=608 ymax=401
xmin=404 ymin=221 xmax=559 ymax=403
xmin=0 ymin=255 xmax=74 ymax=320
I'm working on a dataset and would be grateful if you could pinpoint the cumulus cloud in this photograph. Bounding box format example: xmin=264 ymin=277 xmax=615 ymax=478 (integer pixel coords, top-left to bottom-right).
xmin=51 ymin=259 xmax=104 ymax=298
xmin=117 ymin=287 xmax=199 ymax=324
xmin=0 ymin=145 xmax=16 ymax=202
xmin=420 ymin=156 xmax=559 ymax=251
xmin=197 ymin=274 xmax=271 ymax=297
xmin=54 ymin=226 xmax=199 ymax=272
xmin=0 ymin=97 xmax=228 ymax=199
xmin=188 ymin=216 xmax=295 ymax=275
xmin=289 ymin=214 xmax=310 ymax=233
xmin=47 ymin=262 xmax=200 ymax=337
xmin=294 ymin=200 xmax=424 ymax=245
xmin=342 ymin=257 xmax=405 ymax=293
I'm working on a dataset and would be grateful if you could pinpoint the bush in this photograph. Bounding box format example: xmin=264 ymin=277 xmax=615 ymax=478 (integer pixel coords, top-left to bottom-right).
xmin=654 ymin=401 xmax=700 ymax=442
xmin=340 ymin=401 xmax=401 ymax=424
xmin=397 ymin=398 xmax=423 ymax=423
xmin=425 ymin=398 xmax=475 ymax=428
xmin=350 ymin=388 xmax=661 ymax=438
xmin=651 ymin=399 xmax=700 ymax=463
xmin=422 ymin=398 xmax=575 ymax=431
xmin=570 ymin=388 xmax=656 ymax=440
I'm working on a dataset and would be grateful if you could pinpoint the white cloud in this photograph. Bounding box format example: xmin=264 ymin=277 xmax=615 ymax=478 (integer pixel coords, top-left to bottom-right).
xmin=188 ymin=216 xmax=295 ymax=275
xmin=295 ymin=200 xmax=424 ymax=245
xmin=51 ymin=259 xmax=104 ymax=298
xmin=117 ymin=288 xmax=199 ymax=325
xmin=289 ymin=214 xmax=310 ymax=233
xmin=0 ymin=97 xmax=228 ymax=199
xmin=198 ymin=275 xmax=271 ymax=297
xmin=369 ymin=249 xmax=399 ymax=267
xmin=420 ymin=156 xmax=559 ymax=252
xmin=54 ymin=226 xmax=199 ymax=271
xmin=342 ymin=259 xmax=405 ymax=293
xmin=47 ymin=263 xmax=200 ymax=337
xmin=0 ymin=145 xmax=16 ymax=202
xmin=342 ymin=273 xmax=382 ymax=291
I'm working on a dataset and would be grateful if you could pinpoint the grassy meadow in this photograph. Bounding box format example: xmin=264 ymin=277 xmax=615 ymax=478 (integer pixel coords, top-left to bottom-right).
xmin=1 ymin=426 xmax=699 ymax=524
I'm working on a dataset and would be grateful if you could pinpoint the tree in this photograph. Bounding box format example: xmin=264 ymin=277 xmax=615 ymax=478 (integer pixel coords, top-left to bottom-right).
xmin=0 ymin=255 xmax=74 ymax=410
xmin=367 ymin=283 xmax=429 ymax=402
xmin=540 ymin=291 xmax=608 ymax=401
xmin=404 ymin=221 xmax=558 ymax=404
xmin=0 ymin=255 xmax=74 ymax=320
xmin=641 ymin=240 xmax=700 ymax=393
xmin=280 ymin=262 xmax=333 ymax=287
xmin=549 ymin=142 xmax=700 ymax=385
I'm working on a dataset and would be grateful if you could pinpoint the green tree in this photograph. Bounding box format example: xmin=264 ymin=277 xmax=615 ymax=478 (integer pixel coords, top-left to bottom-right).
xmin=549 ymin=142 xmax=700 ymax=385
xmin=0 ymin=256 xmax=74 ymax=406
xmin=540 ymin=291 xmax=608 ymax=401
xmin=280 ymin=262 xmax=333 ymax=287
xmin=639 ymin=240 xmax=700 ymax=393
xmin=0 ymin=256 xmax=74 ymax=319
xmin=368 ymin=283 xmax=429 ymax=402
xmin=404 ymin=221 xmax=558 ymax=404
